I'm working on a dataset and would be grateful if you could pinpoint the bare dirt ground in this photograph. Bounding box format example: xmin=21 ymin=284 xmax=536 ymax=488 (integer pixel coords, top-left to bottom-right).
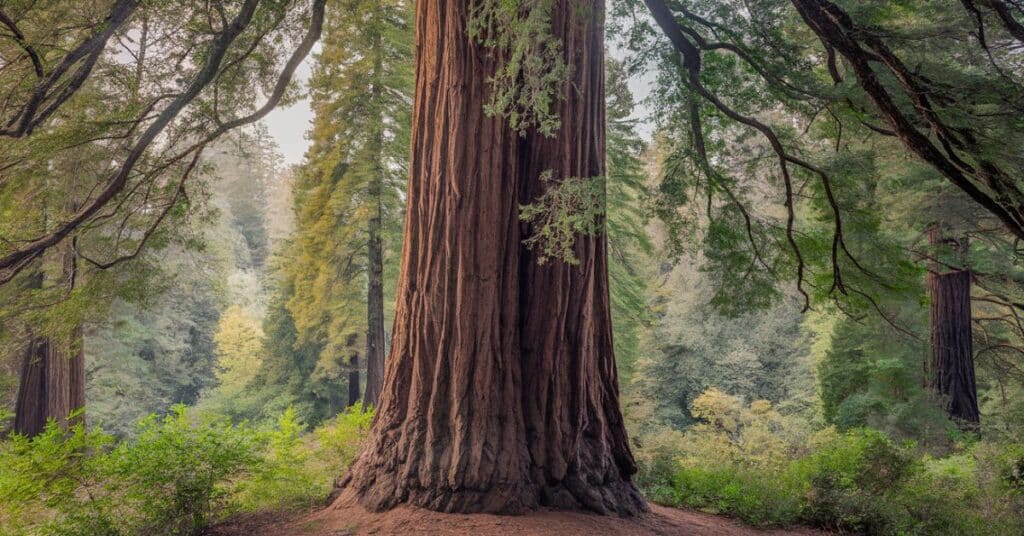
xmin=208 ymin=500 xmax=827 ymax=536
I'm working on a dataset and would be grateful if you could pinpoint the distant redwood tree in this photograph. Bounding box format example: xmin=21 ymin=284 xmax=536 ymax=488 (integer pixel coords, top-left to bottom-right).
xmin=338 ymin=0 xmax=646 ymax=515
xmin=927 ymin=227 xmax=980 ymax=427
xmin=13 ymin=244 xmax=84 ymax=437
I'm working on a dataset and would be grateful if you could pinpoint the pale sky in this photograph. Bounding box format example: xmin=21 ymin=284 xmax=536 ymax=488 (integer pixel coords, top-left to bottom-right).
xmin=263 ymin=58 xmax=315 ymax=166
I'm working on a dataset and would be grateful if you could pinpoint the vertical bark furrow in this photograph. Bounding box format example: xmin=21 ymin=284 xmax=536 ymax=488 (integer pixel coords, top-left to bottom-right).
xmin=340 ymin=0 xmax=532 ymax=514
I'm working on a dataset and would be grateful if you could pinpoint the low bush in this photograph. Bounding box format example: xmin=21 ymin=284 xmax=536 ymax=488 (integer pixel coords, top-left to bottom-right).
xmin=0 ymin=404 xmax=373 ymax=536
xmin=635 ymin=389 xmax=1024 ymax=535
xmin=232 ymin=404 xmax=373 ymax=512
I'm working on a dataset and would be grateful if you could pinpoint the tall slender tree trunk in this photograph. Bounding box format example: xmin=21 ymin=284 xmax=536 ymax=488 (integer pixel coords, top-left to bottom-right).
xmin=363 ymin=8 xmax=387 ymax=409
xmin=927 ymin=227 xmax=980 ymax=427
xmin=348 ymin=353 xmax=362 ymax=408
xmin=13 ymin=243 xmax=84 ymax=437
xmin=338 ymin=0 xmax=645 ymax=515
xmin=364 ymin=184 xmax=386 ymax=407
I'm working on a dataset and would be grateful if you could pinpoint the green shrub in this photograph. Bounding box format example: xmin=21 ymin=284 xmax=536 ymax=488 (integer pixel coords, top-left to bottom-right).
xmin=645 ymin=390 xmax=808 ymax=527
xmin=671 ymin=464 xmax=803 ymax=526
xmin=0 ymin=413 xmax=115 ymax=535
xmin=313 ymin=403 xmax=374 ymax=470
xmin=230 ymin=405 xmax=372 ymax=512
xmin=101 ymin=405 xmax=261 ymax=534
xmin=231 ymin=407 xmax=315 ymax=511
xmin=1 ymin=406 xmax=260 ymax=535
xmin=634 ymin=388 xmax=1024 ymax=535
xmin=795 ymin=429 xmax=915 ymax=533
xmin=0 ymin=404 xmax=374 ymax=535
xmin=634 ymin=428 xmax=688 ymax=507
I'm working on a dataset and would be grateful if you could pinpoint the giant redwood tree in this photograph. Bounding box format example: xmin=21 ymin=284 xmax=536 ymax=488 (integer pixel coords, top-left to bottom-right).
xmin=338 ymin=0 xmax=646 ymax=515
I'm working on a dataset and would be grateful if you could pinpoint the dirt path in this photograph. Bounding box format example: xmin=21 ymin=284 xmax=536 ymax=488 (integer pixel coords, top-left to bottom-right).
xmin=209 ymin=502 xmax=826 ymax=535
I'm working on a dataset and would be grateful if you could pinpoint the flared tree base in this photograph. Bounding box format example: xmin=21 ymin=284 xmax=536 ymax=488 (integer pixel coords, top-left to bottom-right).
xmin=338 ymin=462 xmax=648 ymax=516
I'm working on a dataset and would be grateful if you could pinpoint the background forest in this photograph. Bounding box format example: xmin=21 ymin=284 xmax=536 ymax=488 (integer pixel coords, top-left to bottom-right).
xmin=2 ymin=0 xmax=1024 ymax=535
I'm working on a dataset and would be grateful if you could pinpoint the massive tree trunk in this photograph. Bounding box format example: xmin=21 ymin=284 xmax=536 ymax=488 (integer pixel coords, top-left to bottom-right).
xmin=338 ymin=0 xmax=645 ymax=515
xmin=927 ymin=228 xmax=980 ymax=427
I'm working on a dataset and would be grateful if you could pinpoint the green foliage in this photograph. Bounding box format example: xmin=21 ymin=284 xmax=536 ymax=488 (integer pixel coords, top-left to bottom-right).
xmin=241 ymin=288 xmax=327 ymax=423
xmin=212 ymin=305 xmax=264 ymax=396
xmin=629 ymin=266 xmax=816 ymax=431
xmin=313 ymin=404 xmax=376 ymax=471
xmin=232 ymin=408 xmax=316 ymax=511
xmin=0 ymin=405 xmax=374 ymax=535
xmin=817 ymin=312 xmax=954 ymax=443
xmin=0 ymin=406 xmax=256 ymax=536
xmin=605 ymin=58 xmax=653 ymax=381
xmin=0 ymin=0 xmax=313 ymax=367
xmin=247 ymin=0 xmax=413 ymax=425
xmin=634 ymin=389 xmax=1024 ymax=535
xmin=84 ymin=158 xmax=267 ymax=436
xmin=667 ymin=464 xmax=804 ymax=526
xmin=469 ymin=0 xmax=568 ymax=136
xmin=520 ymin=172 xmax=606 ymax=265
xmin=0 ymin=413 xmax=114 ymax=535
xmin=795 ymin=429 xmax=916 ymax=533
xmin=232 ymin=405 xmax=372 ymax=511
xmin=208 ymin=127 xmax=282 ymax=270
xmin=100 ymin=407 xmax=261 ymax=535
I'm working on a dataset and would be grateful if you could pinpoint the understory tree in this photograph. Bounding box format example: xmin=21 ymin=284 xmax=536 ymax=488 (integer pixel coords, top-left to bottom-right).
xmin=285 ymin=0 xmax=411 ymax=409
xmin=605 ymin=58 xmax=654 ymax=385
xmin=252 ymin=0 xmax=412 ymax=420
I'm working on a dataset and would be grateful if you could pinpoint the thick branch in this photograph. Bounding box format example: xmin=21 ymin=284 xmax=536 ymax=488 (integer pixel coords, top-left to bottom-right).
xmin=0 ymin=0 xmax=139 ymax=138
xmin=0 ymin=0 xmax=326 ymax=285
xmin=791 ymin=0 xmax=1024 ymax=240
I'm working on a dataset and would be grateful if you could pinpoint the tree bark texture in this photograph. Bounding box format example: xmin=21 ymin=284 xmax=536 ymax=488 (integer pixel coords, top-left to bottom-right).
xmin=928 ymin=267 xmax=980 ymax=427
xmin=13 ymin=332 xmax=85 ymax=437
xmin=338 ymin=0 xmax=645 ymax=516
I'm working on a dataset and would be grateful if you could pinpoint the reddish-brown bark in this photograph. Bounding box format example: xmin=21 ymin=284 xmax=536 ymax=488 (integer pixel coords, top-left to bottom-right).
xmin=13 ymin=333 xmax=85 ymax=437
xmin=927 ymin=229 xmax=980 ymax=427
xmin=13 ymin=241 xmax=85 ymax=437
xmin=338 ymin=0 xmax=644 ymax=516
xmin=928 ymin=270 xmax=980 ymax=426
xmin=927 ymin=284 xmax=979 ymax=426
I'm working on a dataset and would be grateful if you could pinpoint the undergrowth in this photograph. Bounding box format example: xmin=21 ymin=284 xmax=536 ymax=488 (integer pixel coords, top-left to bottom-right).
xmin=0 ymin=404 xmax=373 ymax=536
xmin=634 ymin=389 xmax=1024 ymax=535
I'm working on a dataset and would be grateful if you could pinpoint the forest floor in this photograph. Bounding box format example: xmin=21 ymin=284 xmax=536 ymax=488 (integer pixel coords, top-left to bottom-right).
xmin=208 ymin=502 xmax=827 ymax=535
